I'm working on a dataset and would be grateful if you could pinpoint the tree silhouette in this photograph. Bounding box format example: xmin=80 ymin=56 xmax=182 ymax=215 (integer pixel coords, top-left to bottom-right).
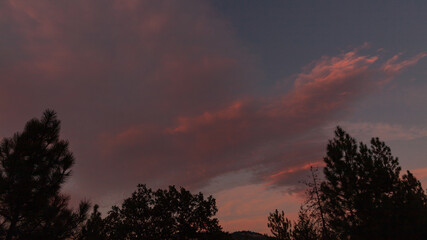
xmin=78 ymin=205 xmax=106 ymax=240
xmin=269 ymin=127 xmax=427 ymax=240
xmin=320 ymin=127 xmax=427 ymax=240
xmin=303 ymin=167 xmax=328 ymax=240
xmin=267 ymin=209 xmax=292 ymax=240
xmin=0 ymin=110 xmax=89 ymax=240
xmin=291 ymin=209 xmax=318 ymax=240
xmin=97 ymin=184 xmax=224 ymax=240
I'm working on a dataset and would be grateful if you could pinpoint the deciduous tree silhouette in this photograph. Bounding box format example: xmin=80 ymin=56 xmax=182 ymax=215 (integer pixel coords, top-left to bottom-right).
xmin=0 ymin=110 xmax=89 ymax=240
xmin=303 ymin=167 xmax=328 ymax=240
xmin=97 ymin=184 xmax=224 ymax=240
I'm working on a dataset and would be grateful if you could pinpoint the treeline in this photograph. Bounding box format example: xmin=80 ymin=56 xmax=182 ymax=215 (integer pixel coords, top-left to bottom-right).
xmin=267 ymin=127 xmax=427 ymax=240
xmin=1 ymin=111 xmax=426 ymax=240
xmin=0 ymin=111 xmax=227 ymax=240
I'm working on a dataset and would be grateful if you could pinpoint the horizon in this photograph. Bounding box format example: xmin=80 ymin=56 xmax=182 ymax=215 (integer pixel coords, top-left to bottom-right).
xmin=1 ymin=0 xmax=427 ymax=235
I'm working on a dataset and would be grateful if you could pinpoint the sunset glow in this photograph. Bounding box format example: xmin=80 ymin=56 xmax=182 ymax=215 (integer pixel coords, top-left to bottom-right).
xmin=1 ymin=0 xmax=427 ymax=236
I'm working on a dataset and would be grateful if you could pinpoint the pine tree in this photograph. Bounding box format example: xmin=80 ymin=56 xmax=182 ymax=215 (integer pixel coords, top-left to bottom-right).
xmin=320 ymin=127 xmax=427 ymax=240
xmin=0 ymin=110 xmax=88 ymax=240
xmin=267 ymin=209 xmax=292 ymax=240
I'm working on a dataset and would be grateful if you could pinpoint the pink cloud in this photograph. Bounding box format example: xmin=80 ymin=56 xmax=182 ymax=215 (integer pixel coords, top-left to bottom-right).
xmin=214 ymin=184 xmax=302 ymax=234
xmin=382 ymin=52 xmax=427 ymax=74
xmin=0 ymin=1 xmax=260 ymax=208
xmin=409 ymin=168 xmax=427 ymax=193
xmin=0 ymin=0 xmax=426 ymax=232
xmin=336 ymin=122 xmax=427 ymax=142
xmin=102 ymin=48 xmax=422 ymax=192
xmin=412 ymin=167 xmax=427 ymax=181
xmin=267 ymin=161 xmax=325 ymax=186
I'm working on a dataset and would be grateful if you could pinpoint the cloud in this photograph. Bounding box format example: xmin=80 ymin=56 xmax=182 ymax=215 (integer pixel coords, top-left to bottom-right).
xmin=335 ymin=122 xmax=427 ymax=142
xmin=102 ymin=47 xmax=422 ymax=192
xmin=382 ymin=52 xmax=427 ymax=74
xmin=411 ymin=167 xmax=427 ymax=181
xmin=214 ymin=183 xmax=302 ymax=234
xmin=0 ymin=0 xmax=257 ymax=196
xmin=379 ymin=52 xmax=426 ymax=85
xmin=267 ymin=161 xmax=324 ymax=186
xmin=0 ymin=0 xmax=425 ymax=217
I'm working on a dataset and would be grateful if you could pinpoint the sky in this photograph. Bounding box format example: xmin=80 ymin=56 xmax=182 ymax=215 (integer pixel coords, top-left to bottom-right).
xmin=1 ymin=0 xmax=427 ymax=234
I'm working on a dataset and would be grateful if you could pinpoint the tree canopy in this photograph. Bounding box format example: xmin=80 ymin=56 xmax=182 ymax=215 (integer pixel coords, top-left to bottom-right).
xmin=267 ymin=209 xmax=292 ymax=240
xmin=0 ymin=110 xmax=228 ymax=240
xmin=80 ymin=184 xmax=226 ymax=240
xmin=268 ymin=127 xmax=427 ymax=240
xmin=3 ymin=111 xmax=426 ymax=240
xmin=0 ymin=110 xmax=89 ymax=240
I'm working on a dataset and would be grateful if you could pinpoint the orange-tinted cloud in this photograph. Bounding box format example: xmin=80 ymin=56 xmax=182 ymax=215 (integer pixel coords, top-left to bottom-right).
xmin=382 ymin=52 xmax=426 ymax=74
xmin=214 ymin=184 xmax=302 ymax=234
xmin=0 ymin=0 xmax=425 ymax=232
xmin=335 ymin=122 xmax=427 ymax=141
xmin=101 ymin=47 xmax=423 ymax=192
xmin=0 ymin=0 xmax=256 ymax=194
xmin=411 ymin=167 xmax=427 ymax=182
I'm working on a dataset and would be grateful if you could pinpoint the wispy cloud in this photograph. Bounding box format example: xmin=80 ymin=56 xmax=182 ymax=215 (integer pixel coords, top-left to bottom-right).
xmin=214 ymin=184 xmax=302 ymax=234
xmin=336 ymin=122 xmax=427 ymax=141
xmin=0 ymin=0 xmax=425 ymax=212
xmin=103 ymin=47 xmax=423 ymax=191
xmin=382 ymin=52 xmax=427 ymax=74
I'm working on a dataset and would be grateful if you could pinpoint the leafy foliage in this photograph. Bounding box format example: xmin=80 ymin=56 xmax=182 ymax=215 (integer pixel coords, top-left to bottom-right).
xmin=80 ymin=184 xmax=224 ymax=240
